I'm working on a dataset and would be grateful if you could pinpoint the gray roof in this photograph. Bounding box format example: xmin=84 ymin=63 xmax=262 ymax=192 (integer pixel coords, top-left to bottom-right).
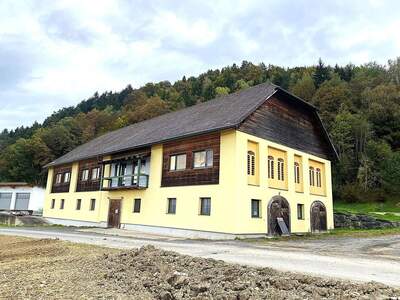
xmin=46 ymin=83 xmax=278 ymax=167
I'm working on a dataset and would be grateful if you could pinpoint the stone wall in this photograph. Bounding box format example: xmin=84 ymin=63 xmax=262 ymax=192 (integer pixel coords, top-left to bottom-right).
xmin=334 ymin=212 xmax=400 ymax=229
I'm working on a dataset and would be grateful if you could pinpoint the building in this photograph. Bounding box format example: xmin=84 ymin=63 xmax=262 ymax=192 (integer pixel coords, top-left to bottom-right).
xmin=0 ymin=183 xmax=45 ymax=214
xmin=43 ymin=83 xmax=338 ymax=238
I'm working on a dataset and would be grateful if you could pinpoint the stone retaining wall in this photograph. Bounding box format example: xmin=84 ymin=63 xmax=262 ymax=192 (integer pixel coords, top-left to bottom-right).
xmin=334 ymin=212 xmax=400 ymax=229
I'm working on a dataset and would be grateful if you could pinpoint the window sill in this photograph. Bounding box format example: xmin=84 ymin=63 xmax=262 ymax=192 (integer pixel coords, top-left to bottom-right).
xmin=310 ymin=192 xmax=327 ymax=197
xmin=193 ymin=166 xmax=213 ymax=170
xmin=267 ymin=186 xmax=288 ymax=191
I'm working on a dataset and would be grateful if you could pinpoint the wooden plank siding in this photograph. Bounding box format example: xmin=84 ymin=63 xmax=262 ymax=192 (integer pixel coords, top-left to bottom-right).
xmin=161 ymin=132 xmax=220 ymax=187
xmin=76 ymin=158 xmax=103 ymax=192
xmin=51 ymin=165 xmax=72 ymax=193
xmin=239 ymin=94 xmax=332 ymax=159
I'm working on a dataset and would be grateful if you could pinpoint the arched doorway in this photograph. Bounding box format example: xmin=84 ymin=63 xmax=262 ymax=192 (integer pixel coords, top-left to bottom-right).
xmin=268 ymin=196 xmax=290 ymax=236
xmin=310 ymin=201 xmax=327 ymax=232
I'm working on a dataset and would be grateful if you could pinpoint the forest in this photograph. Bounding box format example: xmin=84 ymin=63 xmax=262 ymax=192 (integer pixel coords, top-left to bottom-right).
xmin=1 ymin=58 xmax=399 ymax=203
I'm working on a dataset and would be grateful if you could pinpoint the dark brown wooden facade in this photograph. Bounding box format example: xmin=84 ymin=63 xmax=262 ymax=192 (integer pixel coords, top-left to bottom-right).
xmin=51 ymin=165 xmax=72 ymax=193
xmin=161 ymin=132 xmax=220 ymax=187
xmin=76 ymin=158 xmax=103 ymax=192
xmin=239 ymin=93 xmax=332 ymax=159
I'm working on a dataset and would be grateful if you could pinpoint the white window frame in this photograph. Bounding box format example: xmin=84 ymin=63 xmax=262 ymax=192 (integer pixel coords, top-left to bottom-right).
xmin=81 ymin=169 xmax=89 ymax=181
xmin=193 ymin=150 xmax=213 ymax=169
xmin=170 ymin=154 xmax=187 ymax=171
xmin=268 ymin=156 xmax=274 ymax=179
xmin=91 ymin=167 xmax=100 ymax=180
xmin=294 ymin=162 xmax=300 ymax=184
xmin=277 ymin=158 xmax=284 ymax=181
xmin=247 ymin=151 xmax=255 ymax=176
xmin=63 ymin=172 xmax=71 ymax=183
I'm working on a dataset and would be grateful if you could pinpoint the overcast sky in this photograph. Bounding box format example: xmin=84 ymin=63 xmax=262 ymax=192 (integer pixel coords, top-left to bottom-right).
xmin=1 ymin=0 xmax=399 ymax=130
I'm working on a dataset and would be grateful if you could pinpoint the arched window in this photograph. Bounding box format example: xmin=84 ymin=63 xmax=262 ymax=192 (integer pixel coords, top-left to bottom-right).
xmin=268 ymin=156 xmax=274 ymax=179
xmin=294 ymin=162 xmax=300 ymax=184
xmin=247 ymin=151 xmax=255 ymax=176
xmin=277 ymin=158 xmax=284 ymax=181
xmin=309 ymin=167 xmax=315 ymax=186
xmin=316 ymin=168 xmax=322 ymax=187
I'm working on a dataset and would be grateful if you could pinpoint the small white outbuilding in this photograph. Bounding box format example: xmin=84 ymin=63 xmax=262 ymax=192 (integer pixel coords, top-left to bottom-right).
xmin=0 ymin=182 xmax=45 ymax=213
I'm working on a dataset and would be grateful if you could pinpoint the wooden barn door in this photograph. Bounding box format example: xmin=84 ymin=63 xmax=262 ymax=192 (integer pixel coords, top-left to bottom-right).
xmin=311 ymin=201 xmax=327 ymax=232
xmin=268 ymin=196 xmax=291 ymax=236
xmin=107 ymin=199 xmax=121 ymax=228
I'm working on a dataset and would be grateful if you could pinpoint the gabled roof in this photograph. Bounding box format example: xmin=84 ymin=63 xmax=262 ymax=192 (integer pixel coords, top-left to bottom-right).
xmin=46 ymin=82 xmax=337 ymax=167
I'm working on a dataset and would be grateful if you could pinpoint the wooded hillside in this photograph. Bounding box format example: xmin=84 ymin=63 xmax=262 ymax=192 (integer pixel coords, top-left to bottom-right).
xmin=1 ymin=58 xmax=399 ymax=203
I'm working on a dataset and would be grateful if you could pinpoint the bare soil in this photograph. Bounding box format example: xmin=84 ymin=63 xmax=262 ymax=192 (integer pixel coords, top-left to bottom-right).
xmin=0 ymin=236 xmax=399 ymax=299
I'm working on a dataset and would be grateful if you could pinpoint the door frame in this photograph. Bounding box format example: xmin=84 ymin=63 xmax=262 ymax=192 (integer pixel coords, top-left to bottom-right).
xmin=107 ymin=199 xmax=122 ymax=228
xmin=310 ymin=200 xmax=327 ymax=232
xmin=267 ymin=195 xmax=291 ymax=236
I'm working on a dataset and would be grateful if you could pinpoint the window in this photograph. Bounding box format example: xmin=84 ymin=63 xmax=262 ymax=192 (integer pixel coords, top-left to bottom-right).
xmin=91 ymin=167 xmax=100 ymax=180
xmin=251 ymin=199 xmax=261 ymax=218
xmin=200 ymin=197 xmax=211 ymax=216
xmin=167 ymin=198 xmax=176 ymax=214
xmin=247 ymin=151 xmax=255 ymax=176
xmin=316 ymin=168 xmax=322 ymax=187
xmin=193 ymin=150 xmax=213 ymax=168
xmin=297 ymin=204 xmax=304 ymax=220
xmin=76 ymin=199 xmax=82 ymax=210
xmin=64 ymin=172 xmax=71 ymax=183
xmin=51 ymin=199 xmax=55 ymax=209
xmin=0 ymin=193 xmax=12 ymax=210
xmin=133 ymin=198 xmax=141 ymax=213
xmin=309 ymin=167 xmax=315 ymax=186
xmin=294 ymin=162 xmax=300 ymax=184
xmin=81 ymin=169 xmax=89 ymax=181
xmin=268 ymin=156 xmax=274 ymax=179
xmin=60 ymin=199 xmax=65 ymax=210
xmin=90 ymin=199 xmax=96 ymax=211
xmin=55 ymin=173 xmax=63 ymax=184
xmin=15 ymin=193 xmax=30 ymax=210
xmin=277 ymin=158 xmax=284 ymax=181
xmin=170 ymin=154 xmax=187 ymax=171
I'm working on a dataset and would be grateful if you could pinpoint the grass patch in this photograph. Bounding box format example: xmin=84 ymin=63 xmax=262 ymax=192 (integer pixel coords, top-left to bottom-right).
xmin=334 ymin=199 xmax=400 ymax=222
xmin=244 ymin=227 xmax=400 ymax=243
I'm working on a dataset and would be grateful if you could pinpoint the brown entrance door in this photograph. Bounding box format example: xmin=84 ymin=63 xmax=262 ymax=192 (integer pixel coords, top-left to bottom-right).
xmin=107 ymin=199 xmax=121 ymax=228
xmin=311 ymin=201 xmax=327 ymax=232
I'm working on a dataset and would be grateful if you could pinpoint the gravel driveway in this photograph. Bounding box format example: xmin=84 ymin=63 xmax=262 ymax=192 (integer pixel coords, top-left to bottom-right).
xmin=1 ymin=227 xmax=399 ymax=287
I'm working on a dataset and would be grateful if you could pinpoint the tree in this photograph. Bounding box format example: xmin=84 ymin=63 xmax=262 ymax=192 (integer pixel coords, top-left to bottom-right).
xmin=313 ymin=58 xmax=331 ymax=87
xmin=215 ymin=86 xmax=230 ymax=97
xmin=0 ymin=137 xmax=52 ymax=185
xmin=381 ymin=151 xmax=400 ymax=194
xmin=290 ymin=73 xmax=316 ymax=101
xmin=312 ymin=75 xmax=352 ymax=127
xmin=124 ymin=96 xmax=170 ymax=124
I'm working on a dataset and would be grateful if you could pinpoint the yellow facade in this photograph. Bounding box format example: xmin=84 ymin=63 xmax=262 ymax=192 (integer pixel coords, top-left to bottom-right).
xmin=267 ymin=147 xmax=288 ymax=191
xmin=308 ymin=159 xmax=326 ymax=196
xmin=294 ymin=155 xmax=304 ymax=193
xmin=43 ymin=129 xmax=334 ymax=236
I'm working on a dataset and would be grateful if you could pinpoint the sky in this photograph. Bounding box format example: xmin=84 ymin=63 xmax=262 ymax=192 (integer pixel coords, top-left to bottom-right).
xmin=1 ymin=0 xmax=400 ymax=130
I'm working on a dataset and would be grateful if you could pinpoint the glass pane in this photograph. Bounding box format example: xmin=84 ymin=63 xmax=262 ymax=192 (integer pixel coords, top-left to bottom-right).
xmin=0 ymin=193 xmax=12 ymax=209
xmin=206 ymin=150 xmax=213 ymax=167
xmin=194 ymin=151 xmax=206 ymax=168
xmin=176 ymin=155 xmax=186 ymax=170
xmin=170 ymin=156 xmax=176 ymax=170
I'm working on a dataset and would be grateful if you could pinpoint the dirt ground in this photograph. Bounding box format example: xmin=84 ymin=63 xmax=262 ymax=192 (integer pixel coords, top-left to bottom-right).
xmin=0 ymin=236 xmax=399 ymax=300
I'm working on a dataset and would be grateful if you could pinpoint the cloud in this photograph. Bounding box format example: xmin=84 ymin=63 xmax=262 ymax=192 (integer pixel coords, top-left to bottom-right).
xmin=0 ymin=0 xmax=400 ymax=129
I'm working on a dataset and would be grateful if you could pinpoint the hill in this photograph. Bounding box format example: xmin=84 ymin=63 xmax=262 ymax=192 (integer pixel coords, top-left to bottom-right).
xmin=0 ymin=58 xmax=399 ymax=203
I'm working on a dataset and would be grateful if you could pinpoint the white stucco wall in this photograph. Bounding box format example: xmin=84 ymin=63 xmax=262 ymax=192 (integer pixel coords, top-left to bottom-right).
xmin=0 ymin=185 xmax=45 ymax=212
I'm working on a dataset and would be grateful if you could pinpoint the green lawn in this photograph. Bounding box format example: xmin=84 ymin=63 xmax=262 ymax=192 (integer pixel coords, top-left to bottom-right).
xmin=334 ymin=198 xmax=400 ymax=222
